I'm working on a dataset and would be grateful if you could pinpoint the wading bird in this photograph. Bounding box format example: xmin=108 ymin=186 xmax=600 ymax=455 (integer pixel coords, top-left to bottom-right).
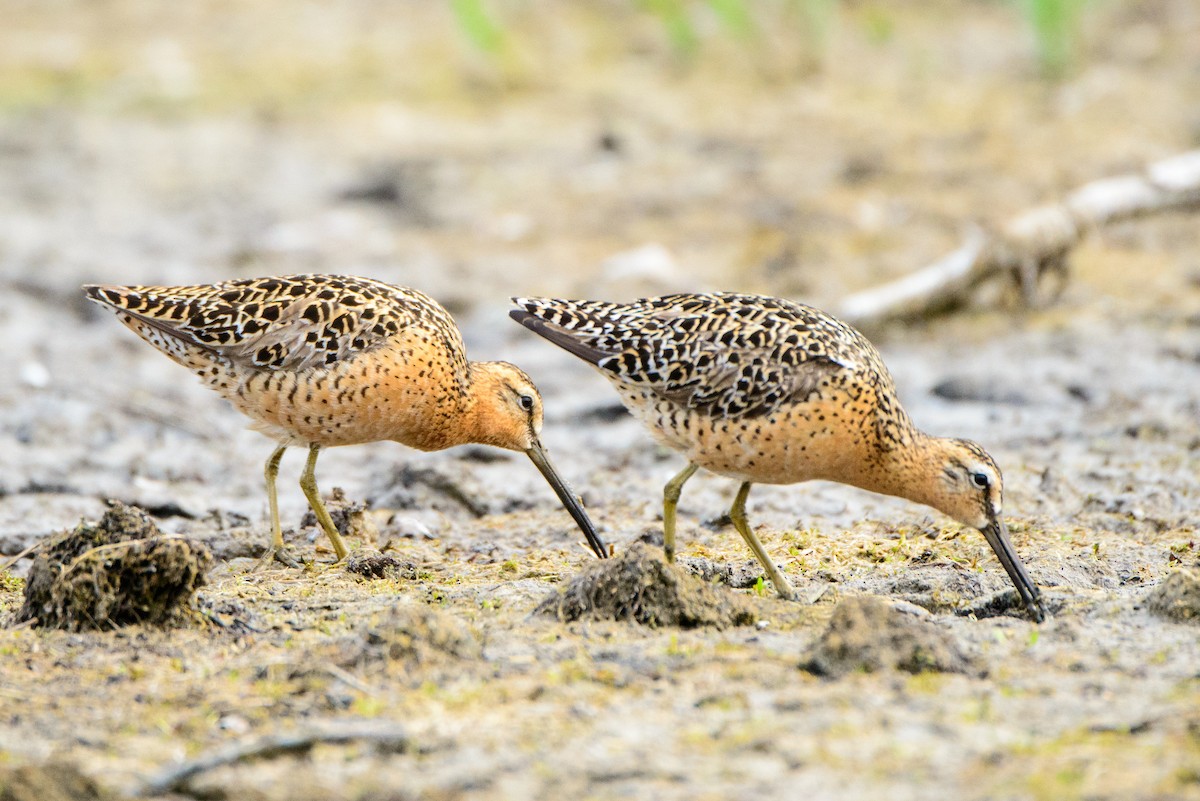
xmin=511 ymin=291 xmax=1045 ymax=622
xmin=85 ymin=274 xmax=607 ymax=565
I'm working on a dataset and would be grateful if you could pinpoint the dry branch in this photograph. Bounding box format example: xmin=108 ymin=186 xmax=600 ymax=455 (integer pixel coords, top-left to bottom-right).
xmin=836 ymin=150 xmax=1200 ymax=327
xmin=137 ymin=721 xmax=413 ymax=797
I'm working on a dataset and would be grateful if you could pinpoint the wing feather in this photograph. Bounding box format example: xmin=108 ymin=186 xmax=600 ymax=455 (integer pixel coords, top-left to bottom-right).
xmin=512 ymin=293 xmax=860 ymax=419
xmin=85 ymin=275 xmax=451 ymax=373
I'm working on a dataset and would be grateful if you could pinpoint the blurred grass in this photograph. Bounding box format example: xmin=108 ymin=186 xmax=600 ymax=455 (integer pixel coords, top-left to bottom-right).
xmin=451 ymin=0 xmax=506 ymax=53
xmin=1021 ymin=0 xmax=1085 ymax=76
xmin=0 ymin=0 xmax=1110 ymax=115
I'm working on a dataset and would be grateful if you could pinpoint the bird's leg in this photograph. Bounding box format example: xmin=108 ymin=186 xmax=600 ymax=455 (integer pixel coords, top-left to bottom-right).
xmin=729 ymin=481 xmax=796 ymax=601
xmin=298 ymin=444 xmax=350 ymax=562
xmin=662 ymin=462 xmax=699 ymax=563
xmin=258 ymin=445 xmax=301 ymax=569
xmin=265 ymin=445 xmax=287 ymax=549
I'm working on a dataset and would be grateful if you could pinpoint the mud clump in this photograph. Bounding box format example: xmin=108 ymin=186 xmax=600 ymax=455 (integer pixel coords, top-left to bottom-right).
xmin=17 ymin=503 xmax=211 ymax=631
xmin=1146 ymin=570 xmax=1200 ymax=623
xmin=0 ymin=763 xmax=112 ymax=801
xmin=679 ymin=555 xmax=762 ymax=589
xmin=344 ymin=550 xmax=420 ymax=581
xmin=802 ymin=596 xmax=972 ymax=678
xmin=535 ymin=542 xmax=757 ymax=629
xmin=358 ymin=604 xmax=481 ymax=663
xmin=326 ymin=604 xmax=481 ymax=675
xmin=300 ymin=487 xmax=378 ymax=543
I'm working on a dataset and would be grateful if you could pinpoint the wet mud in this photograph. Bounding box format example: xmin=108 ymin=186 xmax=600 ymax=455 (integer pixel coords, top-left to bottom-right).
xmin=1 ymin=2 xmax=1199 ymax=800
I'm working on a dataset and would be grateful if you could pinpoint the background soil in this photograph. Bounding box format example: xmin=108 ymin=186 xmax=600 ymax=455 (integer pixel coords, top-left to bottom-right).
xmin=2 ymin=2 xmax=1200 ymax=799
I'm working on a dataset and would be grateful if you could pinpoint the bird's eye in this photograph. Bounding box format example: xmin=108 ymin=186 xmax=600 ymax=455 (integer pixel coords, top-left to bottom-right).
xmin=518 ymin=394 xmax=535 ymax=412
xmin=970 ymin=472 xmax=990 ymax=489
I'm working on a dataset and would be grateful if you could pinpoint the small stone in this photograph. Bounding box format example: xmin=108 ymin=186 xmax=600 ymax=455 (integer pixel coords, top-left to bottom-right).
xmin=19 ymin=362 xmax=50 ymax=389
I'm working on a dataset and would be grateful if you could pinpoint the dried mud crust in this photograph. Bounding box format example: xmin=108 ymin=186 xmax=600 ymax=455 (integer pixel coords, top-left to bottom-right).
xmin=347 ymin=603 xmax=482 ymax=665
xmin=272 ymin=605 xmax=485 ymax=702
xmin=801 ymin=595 xmax=975 ymax=678
xmin=1145 ymin=569 xmax=1200 ymax=623
xmin=535 ymin=542 xmax=757 ymax=629
xmin=0 ymin=763 xmax=113 ymax=801
xmin=16 ymin=503 xmax=211 ymax=631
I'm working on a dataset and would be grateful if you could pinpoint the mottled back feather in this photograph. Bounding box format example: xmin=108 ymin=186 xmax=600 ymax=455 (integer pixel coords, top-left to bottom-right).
xmin=85 ymin=274 xmax=466 ymax=376
xmin=511 ymin=292 xmax=877 ymax=419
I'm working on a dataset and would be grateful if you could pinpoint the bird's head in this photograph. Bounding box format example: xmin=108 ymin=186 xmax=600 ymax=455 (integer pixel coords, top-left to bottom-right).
xmin=467 ymin=361 xmax=607 ymax=560
xmin=922 ymin=438 xmax=1046 ymax=622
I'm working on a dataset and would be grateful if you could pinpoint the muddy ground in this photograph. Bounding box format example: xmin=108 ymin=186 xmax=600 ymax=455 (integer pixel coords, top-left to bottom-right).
xmin=2 ymin=2 xmax=1200 ymax=799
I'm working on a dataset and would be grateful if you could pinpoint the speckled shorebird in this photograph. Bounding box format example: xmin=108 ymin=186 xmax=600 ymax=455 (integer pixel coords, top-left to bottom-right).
xmin=84 ymin=274 xmax=608 ymax=565
xmin=511 ymin=292 xmax=1046 ymax=622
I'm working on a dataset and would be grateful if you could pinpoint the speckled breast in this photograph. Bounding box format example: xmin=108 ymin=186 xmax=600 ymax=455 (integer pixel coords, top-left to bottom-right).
xmin=613 ymin=380 xmax=884 ymax=486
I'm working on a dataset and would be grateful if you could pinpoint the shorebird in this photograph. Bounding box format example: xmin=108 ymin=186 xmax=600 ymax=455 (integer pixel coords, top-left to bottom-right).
xmin=511 ymin=292 xmax=1046 ymax=622
xmin=84 ymin=274 xmax=608 ymax=565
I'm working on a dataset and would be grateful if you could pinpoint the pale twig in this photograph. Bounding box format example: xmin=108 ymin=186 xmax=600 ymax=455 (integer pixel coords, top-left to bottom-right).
xmin=137 ymin=721 xmax=412 ymax=797
xmin=837 ymin=150 xmax=1200 ymax=326
xmin=0 ymin=539 xmax=46 ymax=573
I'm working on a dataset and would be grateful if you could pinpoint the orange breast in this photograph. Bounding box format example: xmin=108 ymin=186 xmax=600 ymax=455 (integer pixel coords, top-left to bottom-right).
xmin=215 ymin=333 xmax=469 ymax=450
xmin=617 ymin=384 xmax=883 ymax=486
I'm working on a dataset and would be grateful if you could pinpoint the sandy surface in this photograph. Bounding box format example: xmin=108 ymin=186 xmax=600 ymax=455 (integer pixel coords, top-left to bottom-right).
xmin=2 ymin=2 xmax=1200 ymax=799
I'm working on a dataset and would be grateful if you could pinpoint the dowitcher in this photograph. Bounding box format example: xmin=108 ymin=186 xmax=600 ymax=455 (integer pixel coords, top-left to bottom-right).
xmin=84 ymin=274 xmax=608 ymax=565
xmin=511 ymin=292 xmax=1046 ymax=622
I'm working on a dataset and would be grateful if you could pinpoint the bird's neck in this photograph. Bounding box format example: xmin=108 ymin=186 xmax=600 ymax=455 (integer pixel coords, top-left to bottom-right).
xmin=456 ymin=362 xmax=521 ymax=450
xmin=856 ymin=428 xmax=950 ymax=514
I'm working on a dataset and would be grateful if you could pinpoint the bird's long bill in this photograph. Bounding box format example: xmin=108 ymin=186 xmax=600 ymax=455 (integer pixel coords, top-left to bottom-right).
xmin=980 ymin=517 xmax=1047 ymax=623
xmin=525 ymin=441 xmax=609 ymax=559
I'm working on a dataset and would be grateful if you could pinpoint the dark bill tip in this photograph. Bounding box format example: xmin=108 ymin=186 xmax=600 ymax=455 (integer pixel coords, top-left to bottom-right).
xmin=526 ymin=442 xmax=608 ymax=559
xmin=980 ymin=516 xmax=1047 ymax=623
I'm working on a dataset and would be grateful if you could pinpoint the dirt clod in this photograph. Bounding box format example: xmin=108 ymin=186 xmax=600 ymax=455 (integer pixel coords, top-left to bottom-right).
xmin=347 ymin=604 xmax=482 ymax=666
xmin=16 ymin=502 xmax=212 ymax=631
xmin=535 ymin=543 xmax=757 ymax=629
xmin=0 ymin=763 xmax=112 ymax=801
xmin=1146 ymin=569 xmax=1200 ymax=623
xmin=679 ymin=555 xmax=762 ymax=589
xmin=801 ymin=595 xmax=973 ymax=678
xmin=344 ymin=550 xmax=420 ymax=580
xmin=300 ymin=487 xmax=378 ymax=543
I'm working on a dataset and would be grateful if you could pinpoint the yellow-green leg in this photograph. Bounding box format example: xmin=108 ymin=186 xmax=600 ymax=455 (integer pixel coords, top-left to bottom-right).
xmin=662 ymin=462 xmax=699 ymax=563
xmin=265 ymin=445 xmax=287 ymax=549
xmin=298 ymin=443 xmax=349 ymax=561
xmin=259 ymin=444 xmax=301 ymax=568
xmin=730 ymin=481 xmax=795 ymax=601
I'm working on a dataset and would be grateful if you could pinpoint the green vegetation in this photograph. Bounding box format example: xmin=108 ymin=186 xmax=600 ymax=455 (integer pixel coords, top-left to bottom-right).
xmin=0 ymin=1 xmax=1102 ymax=113
xmin=1021 ymin=0 xmax=1085 ymax=76
xmin=451 ymin=0 xmax=506 ymax=54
